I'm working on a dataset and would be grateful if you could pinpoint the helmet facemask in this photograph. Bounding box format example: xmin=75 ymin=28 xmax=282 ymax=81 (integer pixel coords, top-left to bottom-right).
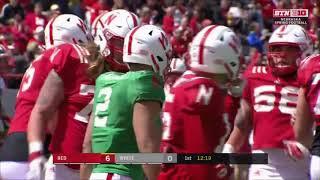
xmin=103 ymin=28 xmax=129 ymax=72
xmin=267 ymin=43 xmax=301 ymax=76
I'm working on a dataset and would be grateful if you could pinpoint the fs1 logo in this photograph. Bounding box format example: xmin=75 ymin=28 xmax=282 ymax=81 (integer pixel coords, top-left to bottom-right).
xmin=273 ymin=9 xmax=308 ymax=17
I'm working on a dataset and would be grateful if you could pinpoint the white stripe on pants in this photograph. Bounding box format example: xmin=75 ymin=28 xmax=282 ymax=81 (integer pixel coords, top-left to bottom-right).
xmin=0 ymin=161 xmax=29 ymax=180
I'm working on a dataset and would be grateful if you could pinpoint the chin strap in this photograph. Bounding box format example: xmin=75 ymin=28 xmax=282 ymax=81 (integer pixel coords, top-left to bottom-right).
xmin=106 ymin=56 xmax=129 ymax=73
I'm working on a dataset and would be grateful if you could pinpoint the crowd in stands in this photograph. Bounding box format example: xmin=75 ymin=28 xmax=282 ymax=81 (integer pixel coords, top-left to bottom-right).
xmin=0 ymin=0 xmax=318 ymax=90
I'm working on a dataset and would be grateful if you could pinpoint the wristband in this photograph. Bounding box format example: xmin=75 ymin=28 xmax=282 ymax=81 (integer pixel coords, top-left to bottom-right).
xmin=28 ymin=151 xmax=43 ymax=162
xmin=222 ymin=143 xmax=235 ymax=153
xmin=29 ymin=141 xmax=43 ymax=154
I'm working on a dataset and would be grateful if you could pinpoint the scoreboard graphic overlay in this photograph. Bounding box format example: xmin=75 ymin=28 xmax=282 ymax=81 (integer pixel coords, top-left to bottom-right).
xmin=53 ymin=153 xmax=268 ymax=164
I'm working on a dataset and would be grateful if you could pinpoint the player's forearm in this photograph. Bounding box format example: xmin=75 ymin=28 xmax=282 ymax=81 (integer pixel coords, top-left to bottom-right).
xmin=142 ymin=164 xmax=161 ymax=180
xmin=28 ymin=108 xmax=50 ymax=144
xmin=136 ymin=128 xmax=161 ymax=179
xmin=133 ymin=102 xmax=162 ymax=179
xmin=294 ymin=114 xmax=313 ymax=148
xmin=226 ymin=126 xmax=250 ymax=152
xmin=28 ymin=70 xmax=63 ymax=144
xmin=27 ymin=107 xmax=53 ymax=158
xmin=82 ymin=140 xmax=92 ymax=153
xmin=80 ymin=164 xmax=93 ymax=180
xmin=294 ymin=88 xmax=314 ymax=148
xmin=81 ymin=140 xmax=93 ymax=180
xmin=80 ymin=114 xmax=94 ymax=179
xmin=294 ymin=120 xmax=314 ymax=148
xmin=225 ymin=99 xmax=252 ymax=152
xmin=83 ymin=114 xmax=94 ymax=153
xmin=80 ymin=130 xmax=93 ymax=179
xmin=138 ymin=133 xmax=161 ymax=179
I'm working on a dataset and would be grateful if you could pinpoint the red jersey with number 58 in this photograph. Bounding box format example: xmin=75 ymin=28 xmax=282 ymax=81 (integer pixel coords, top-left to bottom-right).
xmin=8 ymin=50 xmax=54 ymax=134
xmin=160 ymin=71 xmax=231 ymax=179
xmin=243 ymin=66 xmax=299 ymax=150
xmin=298 ymin=54 xmax=320 ymax=126
xmin=49 ymin=43 xmax=94 ymax=161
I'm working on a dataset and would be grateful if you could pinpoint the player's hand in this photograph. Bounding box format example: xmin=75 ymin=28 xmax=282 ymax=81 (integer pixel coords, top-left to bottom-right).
xmin=215 ymin=164 xmax=234 ymax=179
xmin=27 ymin=154 xmax=47 ymax=180
xmin=283 ymin=140 xmax=310 ymax=161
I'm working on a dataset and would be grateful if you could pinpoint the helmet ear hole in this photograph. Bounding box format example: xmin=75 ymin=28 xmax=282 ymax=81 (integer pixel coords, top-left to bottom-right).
xmin=230 ymin=61 xmax=237 ymax=67
xmin=157 ymin=56 xmax=164 ymax=62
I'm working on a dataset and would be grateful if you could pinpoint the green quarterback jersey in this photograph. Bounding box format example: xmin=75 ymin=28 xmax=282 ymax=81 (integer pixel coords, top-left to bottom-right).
xmin=91 ymin=70 xmax=165 ymax=180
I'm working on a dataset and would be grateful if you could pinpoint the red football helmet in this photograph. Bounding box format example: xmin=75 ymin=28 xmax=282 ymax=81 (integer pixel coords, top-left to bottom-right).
xmin=93 ymin=9 xmax=140 ymax=72
xmin=267 ymin=25 xmax=313 ymax=76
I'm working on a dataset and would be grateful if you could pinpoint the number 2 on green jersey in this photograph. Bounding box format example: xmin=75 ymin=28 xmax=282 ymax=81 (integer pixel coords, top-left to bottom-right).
xmin=94 ymin=87 xmax=112 ymax=127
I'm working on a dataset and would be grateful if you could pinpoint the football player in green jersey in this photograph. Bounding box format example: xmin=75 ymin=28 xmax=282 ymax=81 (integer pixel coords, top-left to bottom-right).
xmin=83 ymin=24 xmax=171 ymax=180
xmin=80 ymin=9 xmax=140 ymax=179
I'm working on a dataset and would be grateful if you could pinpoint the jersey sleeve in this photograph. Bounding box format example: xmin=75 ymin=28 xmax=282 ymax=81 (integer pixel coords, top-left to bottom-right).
xmin=49 ymin=45 xmax=73 ymax=81
xmin=298 ymin=54 xmax=320 ymax=88
xmin=297 ymin=66 xmax=312 ymax=88
xmin=301 ymin=71 xmax=320 ymax=120
xmin=130 ymin=73 xmax=165 ymax=104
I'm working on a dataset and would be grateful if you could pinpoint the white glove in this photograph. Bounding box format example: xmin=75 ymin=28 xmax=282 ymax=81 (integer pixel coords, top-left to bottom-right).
xmin=27 ymin=155 xmax=47 ymax=180
xmin=283 ymin=140 xmax=310 ymax=161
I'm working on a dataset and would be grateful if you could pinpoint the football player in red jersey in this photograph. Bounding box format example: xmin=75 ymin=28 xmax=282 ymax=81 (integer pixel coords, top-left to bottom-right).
xmin=0 ymin=14 xmax=92 ymax=180
xmin=223 ymin=25 xmax=313 ymax=180
xmin=26 ymin=15 xmax=108 ymax=180
xmin=295 ymin=54 xmax=320 ymax=180
xmin=158 ymin=25 xmax=241 ymax=180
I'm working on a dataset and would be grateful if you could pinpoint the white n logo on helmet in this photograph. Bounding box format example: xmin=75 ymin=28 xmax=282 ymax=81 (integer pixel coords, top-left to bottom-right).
xmin=104 ymin=13 xmax=117 ymax=25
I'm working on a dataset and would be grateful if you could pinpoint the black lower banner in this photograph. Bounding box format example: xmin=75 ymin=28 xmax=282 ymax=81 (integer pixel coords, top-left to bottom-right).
xmin=177 ymin=153 xmax=268 ymax=164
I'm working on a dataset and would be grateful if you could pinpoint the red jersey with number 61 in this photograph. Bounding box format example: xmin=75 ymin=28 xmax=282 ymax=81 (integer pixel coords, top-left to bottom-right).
xmin=49 ymin=43 xmax=94 ymax=162
xmin=159 ymin=71 xmax=231 ymax=179
xmin=8 ymin=50 xmax=54 ymax=134
xmin=298 ymin=54 xmax=320 ymax=126
xmin=243 ymin=66 xmax=299 ymax=150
